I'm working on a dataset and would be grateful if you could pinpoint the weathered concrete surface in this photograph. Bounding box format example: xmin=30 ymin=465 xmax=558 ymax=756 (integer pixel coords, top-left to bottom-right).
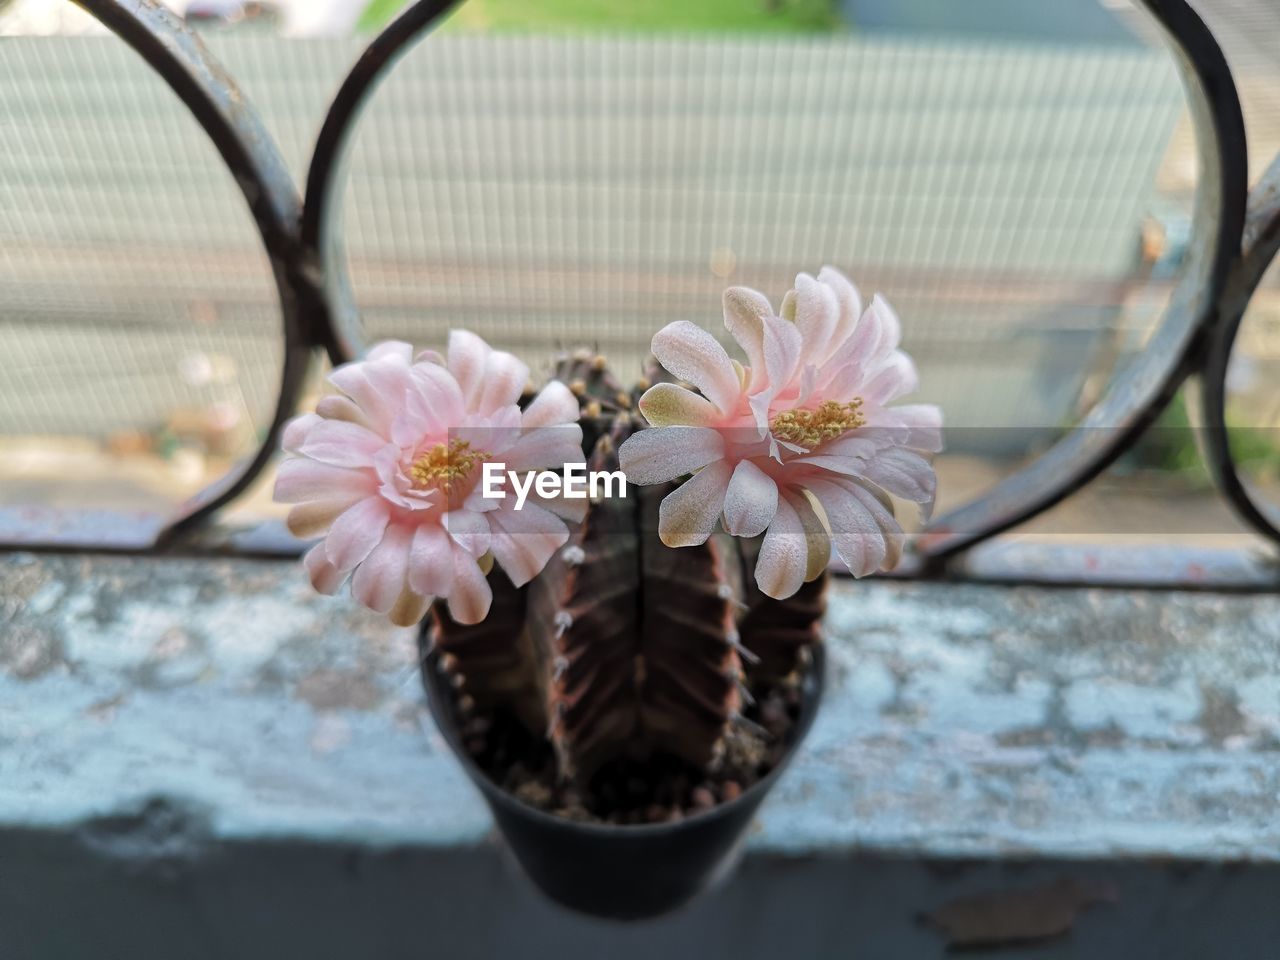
xmin=2 ymin=552 xmax=1279 ymax=957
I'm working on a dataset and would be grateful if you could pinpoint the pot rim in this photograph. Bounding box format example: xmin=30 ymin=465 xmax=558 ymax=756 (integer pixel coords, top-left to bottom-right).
xmin=423 ymin=639 xmax=826 ymax=838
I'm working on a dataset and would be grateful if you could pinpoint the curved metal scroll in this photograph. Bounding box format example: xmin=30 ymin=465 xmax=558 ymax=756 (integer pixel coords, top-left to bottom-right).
xmin=1200 ymin=153 xmax=1280 ymax=544
xmin=302 ymin=0 xmax=460 ymax=367
xmin=919 ymin=0 xmax=1249 ymax=564
xmin=73 ymin=0 xmax=320 ymax=549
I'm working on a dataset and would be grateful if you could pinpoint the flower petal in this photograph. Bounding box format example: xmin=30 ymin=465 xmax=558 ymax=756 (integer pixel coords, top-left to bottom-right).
xmin=722 ymin=286 xmax=773 ymax=391
xmin=447 ymin=549 xmax=493 ymax=625
xmin=447 ymin=329 xmax=491 ymax=405
xmin=453 ymin=405 xmax=522 ymax=457
xmin=867 ymin=403 xmax=944 ymax=453
xmin=810 ymin=366 xmax=861 ymax=405
xmin=324 ymin=496 xmax=390 ymax=572
xmin=303 ymin=543 xmax=346 ymax=596
xmin=755 ymin=495 xmax=807 ymax=599
xmin=820 ymin=435 xmax=880 ymax=460
xmin=282 ymin=413 xmax=321 ymax=453
xmin=806 ymin=479 xmax=886 ymax=577
xmin=393 ymin=362 xmax=466 ymax=448
xmin=503 ymin=424 xmax=583 ymax=472
xmin=813 ymin=294 xmax=896 ymax=395
xmin=722 ymin=459 xmax=778 ymax=538
xmin=860 ymin=351 xmax=919 ymax=407
xmin=443 ymin=509 xmax=492 ymax=558
xmin=352 ymin=522 xmax=412 ymax=614
xmin=409 ymin=360 xmax=466 ymax=425
xmin=746 ymin=315 xmax=806 ymax=438
xmin=791 ymin=454 xmax=870 ymax=479
xmin=327 ymin=363 xmax=382 ymax=419
xmin=792 ymin=271 xmax=839 ymax=368
xmin=866 ymin=294 xmax=903 ymax=359
xmin=315 ymin=394 xmax=375 ymax=431
xmin=618 ymin=426 xmax=724 ymax=485
xmin=389 ymin=587 xmax=431 ymax=628
xmin=816 ymin=266 xmax=863 ymax=363
xmin=328 ymin=356 xmax=413 ymax=435
xmin=522 ymin=380 xmax=579 ymax=429
xmin=761 ymin=313 xmax=804 ymax=395
xmin=749 ymin=391 xmax=775 ymax=439
xmin=529 ymin=488 xmax=590 ymax=522
xmin=861 ymin=448 xmax=937 ymax=514
xmin=274 ymin=459 xmax=375 ymax=504
xmin=796 ymin=363 xmax=818 ymax=407
xmin=488 ymin=501 xmax=569 ymax=586
xmin=638 ymin=382 xmax=722 ymax=427
xmin=791 ymin=491 xmax=833 ymax=582
xmin=298 ymin=419 xmax=387 ymax=468
xmin=844 ymin=480 xmax=905 ymax=570
xmin=286 ymin=500 xmax=354 ymax=539
xmin=658 ymin=459 xmax=732 ymax=547
xmin=463 ymin=481 xmax=502 ymax=514
xmin=650 ymin=320 xmax=742 ymax=414
xmin=477 ymin=348 xmax=530 ymax=417
xmin=367 ymin=340 xmax=413 ymax=363
xmin=408 ymin=523 xmax=455 ymax=597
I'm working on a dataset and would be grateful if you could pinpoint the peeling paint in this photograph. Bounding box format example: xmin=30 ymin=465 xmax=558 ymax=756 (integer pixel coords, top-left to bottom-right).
xmin=296 ymin=669 xmax=384 ymax=712
xmin=923 ymin=877 xmax=1118 ymax=948
xmin=77 ymin=796 xmax=212 ymax=876
xmin=1 ymin=554 xmax=1279 ymax=862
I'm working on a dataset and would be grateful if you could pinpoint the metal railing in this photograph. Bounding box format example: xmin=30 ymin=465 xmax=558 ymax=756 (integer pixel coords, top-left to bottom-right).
xmin=3 ymin=0 xmax=1279 ymax=589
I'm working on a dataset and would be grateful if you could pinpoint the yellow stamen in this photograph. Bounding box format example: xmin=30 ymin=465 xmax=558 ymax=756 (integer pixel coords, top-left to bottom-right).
xmin=410 ymin=439 xmax=488 ymax=493
xmin=769 ymin=399 xmax=865 ymax=448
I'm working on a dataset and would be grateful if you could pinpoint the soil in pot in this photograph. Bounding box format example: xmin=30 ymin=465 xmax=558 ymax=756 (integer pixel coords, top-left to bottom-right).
xmin=444 ymin=665 xmax=810 ymax=826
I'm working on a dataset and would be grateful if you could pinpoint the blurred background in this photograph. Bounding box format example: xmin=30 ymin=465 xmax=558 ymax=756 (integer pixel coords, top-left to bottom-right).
xmin=1 ymin=0 xmax=1277 ymax=547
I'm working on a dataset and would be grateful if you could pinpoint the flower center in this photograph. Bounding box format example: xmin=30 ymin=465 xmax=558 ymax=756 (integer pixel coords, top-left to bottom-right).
xmin=410 ymin=439 xmax=489 ymax=493
xmin=769 ymin=399 xmax=865 ymax=448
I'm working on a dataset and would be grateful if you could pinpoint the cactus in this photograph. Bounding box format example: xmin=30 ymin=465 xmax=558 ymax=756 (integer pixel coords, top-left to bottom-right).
xmin=427 ymin=352 xmax=827 ymax=795
xmin=282 ymin=268 xmax=937 ymax=820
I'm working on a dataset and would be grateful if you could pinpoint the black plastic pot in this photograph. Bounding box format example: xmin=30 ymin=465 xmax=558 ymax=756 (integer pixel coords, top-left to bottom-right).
xmin=420 ymin=642 xmax=825 ymax=921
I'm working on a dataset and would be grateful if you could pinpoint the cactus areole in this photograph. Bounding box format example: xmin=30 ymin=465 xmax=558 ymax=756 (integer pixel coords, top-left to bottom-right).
xmin=277 ymin=268 xmax=940 ymax=918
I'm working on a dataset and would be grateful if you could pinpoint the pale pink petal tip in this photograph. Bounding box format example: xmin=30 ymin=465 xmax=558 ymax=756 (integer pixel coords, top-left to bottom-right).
xmin=650 ymin=320 xmax=741 ymax=414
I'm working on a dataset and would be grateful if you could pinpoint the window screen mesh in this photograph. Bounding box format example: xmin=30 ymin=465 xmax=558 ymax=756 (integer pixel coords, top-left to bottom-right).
xmin=1 ymin=34 xmax=1183 ymax=445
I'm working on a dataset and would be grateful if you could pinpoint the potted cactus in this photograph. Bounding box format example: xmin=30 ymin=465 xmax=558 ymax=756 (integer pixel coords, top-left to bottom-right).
xmin=275 ymin=267 xmax=940 ymax=918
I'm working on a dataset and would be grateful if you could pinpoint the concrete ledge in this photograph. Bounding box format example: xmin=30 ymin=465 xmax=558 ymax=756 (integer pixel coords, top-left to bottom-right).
xmin=2 ymin=553 xmax=1278 ymax=957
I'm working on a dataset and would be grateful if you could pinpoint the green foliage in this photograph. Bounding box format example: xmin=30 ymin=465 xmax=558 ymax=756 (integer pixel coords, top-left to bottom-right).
xmin=439 ymin=0 xmax=842 ymax=34
xmin=1229 ymin=424 xmax=1280 ymax=484
xmin=1125 ymin=389 xmax=1210 ymax=485
xmin=1122 ymin=388 xmax=1280 ymax=488
xmin=358 ymin=1 xmax=844 ymax=51
xmin=356 ymin=0 xmax=411 ymax=33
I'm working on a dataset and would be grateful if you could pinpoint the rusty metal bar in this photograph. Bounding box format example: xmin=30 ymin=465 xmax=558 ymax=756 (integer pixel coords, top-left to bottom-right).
xmin=1200 ymin=151 xmax=1280 ymax=544
xmin=301 ymin=0 xmax=461 ymax=367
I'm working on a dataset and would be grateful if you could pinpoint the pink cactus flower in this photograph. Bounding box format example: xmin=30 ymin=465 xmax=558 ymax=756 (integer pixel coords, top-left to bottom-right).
xmin=619 ymin=267 xmax=941 ymax=600
xmin=275 ymin=335 xmax=583 ymax=626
